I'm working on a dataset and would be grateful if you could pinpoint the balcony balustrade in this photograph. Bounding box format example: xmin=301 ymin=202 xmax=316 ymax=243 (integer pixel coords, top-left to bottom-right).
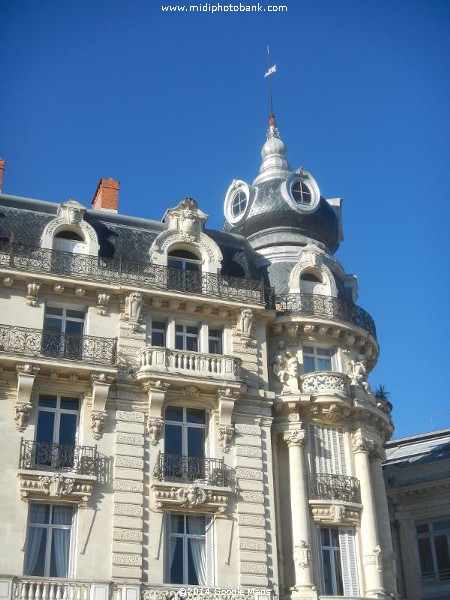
xmin=153 ymin=452 xmax=232 ymax=488
xmin=138 ymin=346 xmax=241 ymax=380
xmin=310 ymin=473 xmax=361 ymax=504
xmin=0 ymin=239 xmax=265 ymax=304
xmin=142 ymin=586 xmax=271 ymax=600
xmin=300 ymin=371 xmax=350 ymax=395
xmin=275 ymin=293 xmax=376 ymax=339
xmin=19 ymin=439 xmax=98 ymax=476
xmin=0 ymin=323 xmax=116 ymax=366
xmin=15 ymin=578 xmax=94 ymax=600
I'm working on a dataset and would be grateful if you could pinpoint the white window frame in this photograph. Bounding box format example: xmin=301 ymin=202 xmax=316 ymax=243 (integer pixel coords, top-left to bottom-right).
xmin=302 ymin=344 xmax=337 ymax=373
xmin=164 ymin=513 xmax=214 ymax=586
xmin=175 ymin=323 xmax=200 ymax=352
xmin=208 ymin=328 xmax=223 ymax=355
xmin=318 ymin=526 xmax=360 ymax=597
xmin=151 ymin=320 xmax=167 ymax=347
xmin=164 ymin=406 xmax=208 ymax=457
xmin=25 ymin=503 xmax=76 ymax=578
xmin=44 ymin=306 xmax=85 ymax=335
xmin=37 ymin=394 xmax=80 ymax=446
xmin=310 ymin=424 xmax=348 ymax=475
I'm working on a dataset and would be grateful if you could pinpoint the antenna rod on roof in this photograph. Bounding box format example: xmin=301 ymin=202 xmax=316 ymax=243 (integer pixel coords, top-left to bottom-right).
xmin=264 ymin=46 xmax=277 ymax=121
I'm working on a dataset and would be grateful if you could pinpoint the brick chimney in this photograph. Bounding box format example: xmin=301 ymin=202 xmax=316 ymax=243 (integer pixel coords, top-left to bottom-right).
xmin=0 ymin=159 xmax=5 ymax=193
xmin=91 ymin=178 xmax=119 ymax=213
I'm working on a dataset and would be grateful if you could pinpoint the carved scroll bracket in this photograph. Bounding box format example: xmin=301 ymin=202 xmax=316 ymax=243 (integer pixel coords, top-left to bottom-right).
xmin=14 ymin=364 xmax=39 ymax=431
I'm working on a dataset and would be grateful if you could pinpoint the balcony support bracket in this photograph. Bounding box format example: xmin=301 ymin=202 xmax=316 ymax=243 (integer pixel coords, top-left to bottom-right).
xmin=91 ymin=373 xmax=114 ymax=439
xmin=14 ymin=364 xmax=39 ymax=431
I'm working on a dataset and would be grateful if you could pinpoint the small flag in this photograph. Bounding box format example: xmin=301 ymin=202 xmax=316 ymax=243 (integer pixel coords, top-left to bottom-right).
xmin=264 ymin=65 xmax=277 ymax=78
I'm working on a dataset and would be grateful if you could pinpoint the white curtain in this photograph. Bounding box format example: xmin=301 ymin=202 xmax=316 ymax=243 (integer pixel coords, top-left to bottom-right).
xmin=52 ymin=505 xmax=72 ymax=577
xmin=25 ymin=505 xmax=48 ymax=575
xmin=188 ymin=516 xmax=206 ymax=586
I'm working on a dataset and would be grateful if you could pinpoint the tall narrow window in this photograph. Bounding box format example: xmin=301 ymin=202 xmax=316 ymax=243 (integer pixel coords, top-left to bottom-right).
xmin=319 ymin=526 xmax=359 ymax=597
xmin=416 ymin=519 xmax=450 ymax=589
xmin=25 ymin=503 xmax=74 ymax=578
xmin=175 ymin=324 xmax=199 ymax=352
xmin=164 ymin=406 xmax=206 ymax=481
xmin=166 ymin=513 xmax=211 ymax=585
xmin=208 ymin=329 xmax=222 ymax=354
xmin=151 ymin=321 xmax=166 ymax=347
xmin=35 ymin=395 xmax=80 ymax=469
xmin=168 ymin=249 xmax=202 ymax=293
xmin=310 ymin=424 xmax=347 ymax=475
xmin=42 ymin=307 xmax=85 ymax=359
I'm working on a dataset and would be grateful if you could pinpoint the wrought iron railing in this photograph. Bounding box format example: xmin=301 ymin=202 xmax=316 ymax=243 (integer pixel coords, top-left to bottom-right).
xmin=275 ymin=293 xmax=377 ymax=339
xmin=0 ymin=323 xmax=116 ymax=366
xmin=19 ymin=439 xmax=98 ymax=476
xmin=310 ymin=473 xmax=361 ymax=503
xmin=153 ymin=452 xmax=232 ymax=487
xmin=0 ymin=239 xmax=266 ymax=304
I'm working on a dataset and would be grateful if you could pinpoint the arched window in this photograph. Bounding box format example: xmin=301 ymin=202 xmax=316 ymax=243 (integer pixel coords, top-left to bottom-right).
xmin=168 ymin=249 xmax=202 ymax=292
xmin=53 ymin=230 xmax=87 ymax=254
xmin=300 ymin=270 xmax=324 ymax=295
xmin=301 ymin=272 xmax=322 ymax=283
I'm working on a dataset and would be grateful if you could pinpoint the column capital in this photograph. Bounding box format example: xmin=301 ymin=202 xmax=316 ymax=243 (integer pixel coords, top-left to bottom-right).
xmin=352 ymin=433 xmax=374 ymax=454
xmin=283 ymin=428 xmax=306 ymax=447
xmin=370 ymin=441 xmax=386 ymax=461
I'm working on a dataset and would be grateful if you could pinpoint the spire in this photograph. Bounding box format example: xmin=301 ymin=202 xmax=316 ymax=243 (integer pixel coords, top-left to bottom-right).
xmin=253 ymin=115 xmax=291 ymax=186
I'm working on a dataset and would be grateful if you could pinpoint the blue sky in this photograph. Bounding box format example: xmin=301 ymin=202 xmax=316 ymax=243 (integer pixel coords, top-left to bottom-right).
xmin=1 ymin=0 xmax=449 ymax=437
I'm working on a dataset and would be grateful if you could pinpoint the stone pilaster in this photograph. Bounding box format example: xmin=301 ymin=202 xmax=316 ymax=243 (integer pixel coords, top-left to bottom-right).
xmin=352 ymin=433 xmax=386 ymax=598
xmin=112 ymin=410 xmax=145 ymax=581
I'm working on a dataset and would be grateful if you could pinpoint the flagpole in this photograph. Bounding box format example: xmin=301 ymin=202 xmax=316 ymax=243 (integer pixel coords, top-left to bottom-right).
xmin=266 ymin=46 xmax=274 ymax=118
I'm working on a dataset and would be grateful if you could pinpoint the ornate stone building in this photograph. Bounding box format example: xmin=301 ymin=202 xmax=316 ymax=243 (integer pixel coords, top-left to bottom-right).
xmin=0 ymin=117 xmax=396 ymax=600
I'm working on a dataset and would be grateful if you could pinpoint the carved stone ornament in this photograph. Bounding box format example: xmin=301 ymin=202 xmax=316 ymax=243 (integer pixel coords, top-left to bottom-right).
xmin=294 ymin=540 xmax=311 ymax=569
xmin=176 ymin=485 xmax=208 ymax=508
xmin=53 ymin=284 xmax=64 ymax=295
xmin=146 ymin=417 xmax=163 ymax=445
xmin=218 ymin=424 xmax=234 ymax=453
xmin=331 ymin=503 xmax=346 ymax=523
xmin=347 ymin=359 xmax=371 ymax=394
xmin=91 ymin=410 xmax=108 ymax=440
xmin=14 ymin=403 xmax=32 ymax=432
xmin=124 ymin=291 xmax=144 ymax=330
xmin=271 ymin=340 xmax=299 ymax=394
xmin=301 ymin=372 xmax=349 ymax=395
xmin=352 ymin=434 xmax=374 ymax=454
xmin=40 ymin=474 xmax=75 ymax=497
xmin=26 ymin=280 xmax=40 ymax=306
xmin=283 ymin=429 xmax=306 ymax=447
xmin=58 ymin=200 xmax=85 ymax=226
xmin=74 ymin=287 xmax=85 ymax=297
xmin=370 ymin=442 xmax=386 ymax=461
xmin=235 ymin=308 xmax=254 ymax=346
xmin=3 ymin=276 xmax=14 ymax=287
xmin=184 ymin=385 xmax=199 ymax=399
xmin=96 ymin=291 xmax=111 ymax=316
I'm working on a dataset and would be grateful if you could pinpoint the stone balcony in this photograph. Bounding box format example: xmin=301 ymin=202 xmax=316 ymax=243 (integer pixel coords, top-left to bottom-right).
xmin=137 ymin=346 xmax=241 ymax=385
xmin=142 ymin=586 xmax=272 ymax=600
xmin=0 ymin=323 xmax=117 ymax=368
xmin=18 ymin=439 xmax=99 ymax=505
xmin=300 ymin=371 xmax=350 ymax=397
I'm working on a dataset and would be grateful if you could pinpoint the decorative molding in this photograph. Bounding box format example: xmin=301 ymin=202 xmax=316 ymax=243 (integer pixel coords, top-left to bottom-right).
xmin=240 ymin=492 xmax=264 ymax=504
xmin=271 ymin=340 xmax=299 ymax=394
xmin=294 ymin=540 xmax=311 ymax=570
xmin=301 ymin=372 xmax=350 ymax=395
xmin=238 ymin=515 xmax=265 ymax=527
xmin=114 ymin=503 xmax=143 ymax=517
xmin=233 ymin=309 xmax=254 ymax=347
xmin=236 ymin=446 xmax=262 ymax=458
xmin=116 ymin=433 xmax=144 ymax=447
xmin=152 ymin=482 xmax=231 ymax=514
xmin=112 ymin=554 xmax=142 ymax=567
xmin=123 ymin=292 xmax=144 ymax=331
xmin=235 ymin=424 xmax=261 ymax=436
xmin=96 ymin=291 xmax=111 ymax=316
xmin=40 ymin=474 xmax=75 ymax=496
xmin=3 ymin=276 xmax=14 ymax=287
xmin=41 ymin=200 xmax=99 ymax=255
xmin=239 ymin=539 xmax=267 ymax=551
xmin=240 ymin=563 xmax=268 ymax=575
xmin=18 ymin=472 xmax=94 ymax=507
xmin=14 ymin=402 xmax=32 ymax=432
xmin=91 ymin=410 xmax=108 ymax=440
xmin=116 ymin=456 xmax=144 ymax=469
xmin=352 ymin=433 xmax=374 ymax=454
xmin=113 ymin=479 xmax=144 ymax=493
xmin=26 ymin=281 xmax=40 ymax=306
xmin=283 ymin=429 xmax=306 ymax=447
xmin=113 ymin=529 xmax=143 ymax=542
xmin=236 ymin=468 xmax=263 ymax=481
xmin=146 ymin=417 xmax=163 ymax=445
xmin=310 ymin=502 xmax=360 ymax=526
xmin=218 ymin=424 xmax=234 ymax=453
xmin=14 ymin=364 xmax=39 ymax=431
xmin=116 ymin=410 xmax=145 ymax=423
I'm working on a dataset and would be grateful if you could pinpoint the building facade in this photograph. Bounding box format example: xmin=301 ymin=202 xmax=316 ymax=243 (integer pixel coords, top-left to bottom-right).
xmin=383 ymin=429 xmax=450 ymax=600
xmin=0 ymin=119 xmax=396 ymax=600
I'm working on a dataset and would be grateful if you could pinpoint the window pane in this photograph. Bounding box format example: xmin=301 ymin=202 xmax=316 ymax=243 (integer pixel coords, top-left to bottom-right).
xmin=434 ymin=535 xmax=450 ymax=579
xmin=188 ymin=539 xmax=202 ymax=584
xmin=187 ymin=326 xmax=198 ymax=335
xmin=49 ymin=528 xmax=70 ymax=577
xmin=187 ymin=409 xmax=206 ymax=424
xmin=186 ymin=337 xmax=198 ymax=352
xmin=209 ymin=329 xmax=221 ymax=338
xmin=304 ymin=356 xmax=316 ymax=373
xmin=333 ymin=549 xmax=344 ymax=595
xmin=51 ymin=505 xmax=73 ymax=526
xmin=46 ymin=307 xmax=63 ymax=316
xmin=25 ymin=528 xmax=48 ymax=576
xmin=152 ymin=331 xmax=165 ymax=346
xmin=321 ymin=528 xmax=331 ymax=546
xmin=186 ymin=515 xmax=205 ymax=535
xmin=434 ymin=519 xmax=450 ymax=531
xmin=65 ymin=320 xmax=84 ymax=335
xmin=175 ymin=334 xmax=184 ymax=350
xmin=209 ymin=338 xmax=222 ymax=354
xmin=417 ymin=524 xmax=429 ymax=534
xmin=188 ymin=428 xmax=205 ymax=458
xmin=153 ymin=321 xmax=166 ymax=330
xmin=30 ymin=503 xmax=50 ymax=524
xmin=322 ymin=549 xmax=334 ymax=594
xmin=61 ymin=397 xmax=80 ymax=411
xmin=165 ymin=424 xmax=182 ymax=455
xmin=59 ymin=413 xmax=78 ymax=447
xmin=39 ymin=395 xmax=57 ymax=408
xmin=317 ymin=348 xmax=332 ymax=357
xmin=66 ymin=309 xmax=84 ymax=319
xmin=318 ymin=357 xmax=332 ymax=371
xmin=171 ymin=514 xmax=185 ymax=533
xmin=165 ymin=406 xmax=183 ymax=422
xmin=36 ymin=411 xmax=55 ymax=443
xmin=44 ymin=317 xmax=63 ymax=333
xmin=303 ymin=346 xmax=314 ymax=354
xmin=418 ymin=537 xmax=435 ymax=579
xmin=170 ymin=537 xmax=184 ymax=583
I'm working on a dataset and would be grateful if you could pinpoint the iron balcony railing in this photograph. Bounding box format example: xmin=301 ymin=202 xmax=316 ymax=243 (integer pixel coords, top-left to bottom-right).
xmin=0 ymin=323 xmax=117 ymax=366
xmin=153 ymin=452 xmax=232 ymax=488
xmin=275 ymin=293 xmax=377 ymax=339
xmin=19 ymin=439 xmax=98 ymax=476
xmin=310 ymin=473 xmax=361 ymax=504
xmin=0 ymin=239 xmax=266 ymax=304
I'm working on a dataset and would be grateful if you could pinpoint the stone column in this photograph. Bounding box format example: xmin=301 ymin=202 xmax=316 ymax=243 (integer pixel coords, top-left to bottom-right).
xmin=283 ymin=428 xmax=316 ymax=598
xmin=352 ymin=434 xmax=386 ymax=598
xmin=370 ymin=443 xmax=398 ymax=598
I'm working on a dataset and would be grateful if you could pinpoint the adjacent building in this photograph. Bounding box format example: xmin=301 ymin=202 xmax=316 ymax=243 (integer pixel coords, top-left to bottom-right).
xmin=383 ymin=429 xmax=450 ymax=600
xmin=0 ymin=117 xmax=397 ymax=600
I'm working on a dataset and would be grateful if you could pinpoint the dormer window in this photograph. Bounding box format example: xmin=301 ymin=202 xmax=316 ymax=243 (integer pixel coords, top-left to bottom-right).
xmin=301 ymin=272 xmax=322 ymax=283
xmin=53 ymin=230 xmax=87 ymax=254
xmin=231 ymin=190 xmax=248 ymax=217
xmin=291 ymin=180 xmax=312 ymax=205
xmin=168 ymin=249 xmax=202 ymax=292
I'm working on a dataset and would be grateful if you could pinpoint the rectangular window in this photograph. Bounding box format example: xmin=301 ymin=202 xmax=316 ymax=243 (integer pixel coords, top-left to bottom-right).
xmin=175 ymin=324 xmax=199 ymax=352
xmin=35 ymin=395 xmax=80 ymax=469
xmin=42 ymin=306 xmax=85 ymax=359
xmin=208 ymin=329 xmax=222 ymax=354
xmin=319 ymin=526 xmax=359 ymax=596
xmin=165 ymin=513 xmax=213 ymax=586
xmin=303 ymin=345 xmax=333 ymax=373
xmin=164 ymin=406 xmax=206 ymax=481
xmin=416 ymin=518 xmax=450 ymax=587
xmin=25 ymin=503 xmax=74 ymax=578
xmin=151 ymin=321 xmax=166 ymax=347
xmin=310 ymin=424 xmax=347 ymax=475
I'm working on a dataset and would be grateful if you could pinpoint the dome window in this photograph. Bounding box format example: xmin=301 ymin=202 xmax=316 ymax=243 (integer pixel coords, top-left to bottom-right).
xmin=301 ymin=272 xmax=322 ymax=283
xmin=231 ymin=190 xmax=248 ymax=217
xmin=291 ymin=180 xmax=312 ymax=206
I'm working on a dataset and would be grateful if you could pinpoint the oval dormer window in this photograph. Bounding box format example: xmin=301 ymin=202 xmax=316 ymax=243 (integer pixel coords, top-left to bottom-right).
xmin=231 ymin=190 xmax=248 ymax=217
xmin=291 ymin=180 xmax=312 ymax=206
xmin=53 ymin=230 xmax=87 ymax=254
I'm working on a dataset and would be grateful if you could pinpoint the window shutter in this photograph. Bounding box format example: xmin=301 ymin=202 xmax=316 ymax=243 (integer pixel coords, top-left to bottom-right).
xmin=339 ymin=527 xmax=360 ymax=597
xmin=311 ymin=425 xmax=347 ymax=475
xmin=205 ymin=516 xmax=214 ymax=585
